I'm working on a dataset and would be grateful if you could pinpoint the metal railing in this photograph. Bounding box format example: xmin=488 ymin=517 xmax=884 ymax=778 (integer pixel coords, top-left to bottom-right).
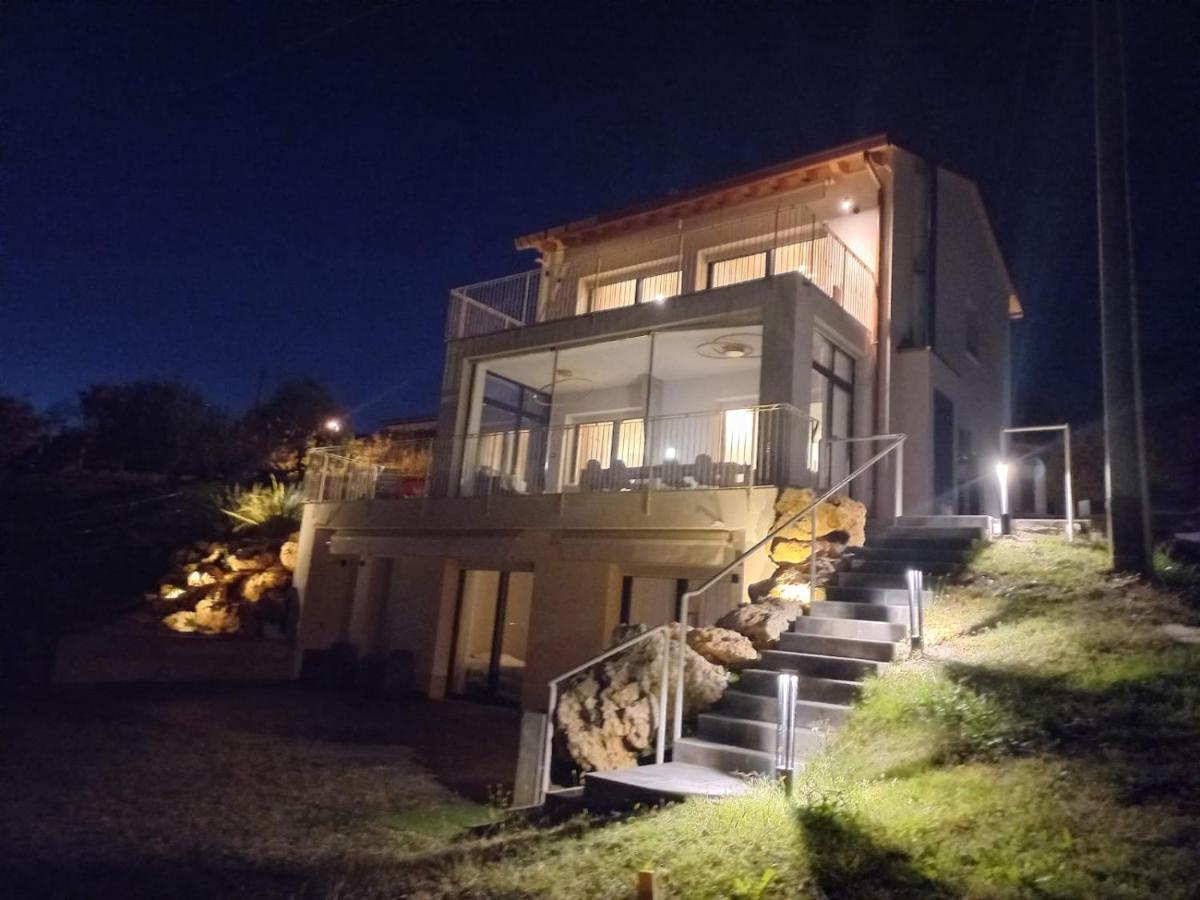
xmin=672 ymin=433 xmax=906 ymax=741
xmin=539 ymin=624 xmax=673 ymax=803
xmin=446 ymin=200 xmax=877 ymax=340
xmin=303 ymin=404 xmax=815 ymax=502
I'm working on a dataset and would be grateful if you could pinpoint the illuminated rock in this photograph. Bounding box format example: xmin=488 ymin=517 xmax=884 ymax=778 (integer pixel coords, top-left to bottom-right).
xmin=686 ymin=626 xmax=759 ymax=667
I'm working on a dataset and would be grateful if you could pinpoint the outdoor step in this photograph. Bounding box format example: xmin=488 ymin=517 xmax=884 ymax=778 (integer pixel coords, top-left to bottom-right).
xmin=697 ymin=713 xmax=829 ymax=753
xmin=842 ymin=558 xmax=961 ymax=576
xmin=872 ymin=526 xmax=984 ymax=542
xmin=736 ymin=668 xmax=863 ymax=705
xmin=759 ymin=649 xmax=885 ymax=681
xmin=672 ymin=737 xmax=776 ymax=775
xmin=717 ymin=690 xmax=852 ymax=728
xmin=543 ymin=786 xmax=587 ymax=819
xmin=832 ymin=571 xmax=912 ymax=589
xmin=790 ymin=615 xmax=909 ymax=643
xmin=824 ymin=585 xmax=933 ymax=606
xmin=848 ymin=546 xmax=971 ymax=564
xmin=895 ymin=514 xmax=992 ymax=537
xmin=866 ymin=535 xmax=976 ymax=551
xmin=808 ymin=599 xmax=912 ymax=624
xmin=582 ymin=762 xmax=751 ymax=811
xmin=777 ymin=631 xmax=899 ymax=662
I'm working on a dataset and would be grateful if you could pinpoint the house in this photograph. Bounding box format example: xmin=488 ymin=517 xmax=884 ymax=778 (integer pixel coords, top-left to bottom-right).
xmin=292 ymin=135 xmax=1020 ymax=797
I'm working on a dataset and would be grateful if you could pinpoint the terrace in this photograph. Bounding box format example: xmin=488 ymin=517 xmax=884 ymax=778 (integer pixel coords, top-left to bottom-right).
xmin=446 ymin=199 xmax=877 ymax=341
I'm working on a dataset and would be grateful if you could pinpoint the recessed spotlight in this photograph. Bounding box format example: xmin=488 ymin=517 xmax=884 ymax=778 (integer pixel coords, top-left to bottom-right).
xmin=840 ymin=197 xmax=855 ymax=213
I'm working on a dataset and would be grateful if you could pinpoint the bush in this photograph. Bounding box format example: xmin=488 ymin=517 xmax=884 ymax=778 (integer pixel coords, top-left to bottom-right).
xmin=219 ymin=476 xmax=303 ymax=536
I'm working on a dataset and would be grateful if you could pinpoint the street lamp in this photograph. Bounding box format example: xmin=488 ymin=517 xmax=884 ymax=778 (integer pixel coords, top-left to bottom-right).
xmin=323 ymin=417 xmax=343 ymax=435
xmin=996 ymin=461 xmax=1011 ymax=535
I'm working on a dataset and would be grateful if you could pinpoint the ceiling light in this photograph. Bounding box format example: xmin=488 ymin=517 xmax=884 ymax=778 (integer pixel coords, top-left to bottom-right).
xmin=718 ymin=342 xmax=751 ymax=358
xmin=840 ymin=197 xmax=855 ymax=213
xmin=654 ymin=293 xmax=665 ymax=303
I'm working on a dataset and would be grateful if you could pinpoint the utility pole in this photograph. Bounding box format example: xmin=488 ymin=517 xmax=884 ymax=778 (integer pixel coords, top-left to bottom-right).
xmin=1092 ymin=0 xmax=1152 ymax=574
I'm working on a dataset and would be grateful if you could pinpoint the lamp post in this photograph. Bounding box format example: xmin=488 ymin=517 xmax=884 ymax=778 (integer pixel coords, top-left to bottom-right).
xmin=323 ymin=417 xmax=343 ymax=436
xmin=775 ymin=669 xmax=799 ymax=796
xmin=996 ymin=462 xmax=1011 ymax=535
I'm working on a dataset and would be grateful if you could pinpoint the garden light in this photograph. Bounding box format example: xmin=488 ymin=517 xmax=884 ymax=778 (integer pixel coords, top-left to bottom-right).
xmin=775 ymin=669 xmax=799 ymax=796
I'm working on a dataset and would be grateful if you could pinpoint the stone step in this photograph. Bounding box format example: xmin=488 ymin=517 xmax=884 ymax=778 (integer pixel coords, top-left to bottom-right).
xmin=809 ymin=599 xmax=912 ymax=624
xmin=777 ymin=631 xmax=900 ymax=662
xmin=866 ymin=534 xmax=976 ymax=551
xmin=895 ymin=514 xmax=992 ymax=535
xmin=824 ymin=585 xmax=932 ymax=606
xmin=716 ymin=689 xmax=852 ymax=727
xmin=790 ymin=615 xmax=909 ymax=643
xmin=736 ymin=668 xmax=863 ymax=705
xmin=759 ymin=649 xmax=885 ymax=681
xmin=672 ymin=737 xmax=776 ymax=775
xmin=847 ymin=545 xmax=971 ymax=564
xmin=872 ymin=525 xmax=984 ymax=542
xmin=832 ymin=571 xmax=911 ymax=589
xmin=697 ymin=713 xmax=829 ymax=753
xmin=843 ymin=558 xmax=961 ymax=576
xmin=583 ymin=762 xmax=752 ymax=811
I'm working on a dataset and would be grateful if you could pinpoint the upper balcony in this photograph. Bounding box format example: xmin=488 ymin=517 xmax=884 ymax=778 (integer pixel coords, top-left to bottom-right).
xmin=446 ymin=200 xmax=877 ymax=341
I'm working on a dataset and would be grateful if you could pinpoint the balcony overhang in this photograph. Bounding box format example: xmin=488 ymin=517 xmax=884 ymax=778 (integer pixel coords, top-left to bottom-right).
xmin=515 ymin=135 xmax=892 ymax=254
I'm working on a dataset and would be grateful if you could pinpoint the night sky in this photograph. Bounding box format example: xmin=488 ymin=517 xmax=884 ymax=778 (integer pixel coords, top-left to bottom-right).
xmin=3 ymin=1 xmax=1197 ymax=432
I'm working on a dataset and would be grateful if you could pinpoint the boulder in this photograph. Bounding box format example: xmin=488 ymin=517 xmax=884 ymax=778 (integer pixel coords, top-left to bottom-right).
xmin=771 ymin=488 xmax=866 ymax=553
xmin=686 ymin=626 xmax=758 ymax=667
xmin=193 ymin=592 xmax=239 ymax=633
xmin=717 ymin=598 xmax=807 ymax=649
xmin=239 ymin=566 xmax=290 ymax=602
xmin=186 ymin=567 xmax=219 ymax=588
xmin=162 ymin=611 xmax=200 ymax=633
xmin=278 ymin=540 xmax=299 ymax=572
xmin=555 ymin=625 xmax=729 ymax=773
xmin=227 ymin=551 xmax=275 ymax=572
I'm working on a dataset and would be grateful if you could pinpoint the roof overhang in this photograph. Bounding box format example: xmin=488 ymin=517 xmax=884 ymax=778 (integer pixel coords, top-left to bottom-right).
xmin=515 ymin=134 xmax=892 ymax=254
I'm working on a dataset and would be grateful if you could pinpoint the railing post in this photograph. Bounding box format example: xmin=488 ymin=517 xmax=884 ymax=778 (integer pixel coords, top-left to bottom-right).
xmin=894 ymin=440 xmax=904 ymax=519
xmin=809 ymin=506 xmax=818 ymax=599
xmin=540 ymin=682 xmax=557 ymax=803
xmin=1063 ymin=425 xmax=1075 ymax=542
xmin=672 ymin=614 xmax=686 ymax=741
xmin=656 ymin=629 xmax=669 ymax=765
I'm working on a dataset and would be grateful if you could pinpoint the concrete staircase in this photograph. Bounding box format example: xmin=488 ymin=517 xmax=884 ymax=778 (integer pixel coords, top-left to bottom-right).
xmin=581 ymin=515 xmax=989 ymax=809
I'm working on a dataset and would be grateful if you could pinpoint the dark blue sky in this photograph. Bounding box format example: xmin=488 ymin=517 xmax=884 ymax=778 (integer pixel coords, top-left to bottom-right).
xmin=3 ymin=1 xmax=1197 ymax=431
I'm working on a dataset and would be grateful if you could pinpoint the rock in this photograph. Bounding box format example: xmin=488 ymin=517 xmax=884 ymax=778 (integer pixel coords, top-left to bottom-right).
xmin=239 ymin=566 xmax=290 ymax=602
xmin=717 ymin=598 xmax=807 ymax=649
xmin=193 ymin=592 xmax=239 ymax=633
xmin=555 ymin=625 xmax=729 ymax=773
xmin=278 ymin=540 xmax=299 ymax=572
xmin=227 ymin=551 xmax=275 ymax=572
xmin=687 ymin=626 xmax=758 ymax=667
xmin=162 ymin=611 xmax=199 ymax=633
xmin=186 ymin=567 xmax=219 ymax=588
xmin=771 ymin=488 xmax=866 ymax=553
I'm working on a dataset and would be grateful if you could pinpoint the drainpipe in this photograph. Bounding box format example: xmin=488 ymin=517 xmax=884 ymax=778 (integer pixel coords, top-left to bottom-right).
xmin=865 ymin=152 xmax=896 ymax=518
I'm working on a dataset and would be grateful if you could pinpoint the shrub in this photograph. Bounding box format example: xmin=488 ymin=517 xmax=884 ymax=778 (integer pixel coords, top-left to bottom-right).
xmin=219 ymin=476 xmax=303 ymax=536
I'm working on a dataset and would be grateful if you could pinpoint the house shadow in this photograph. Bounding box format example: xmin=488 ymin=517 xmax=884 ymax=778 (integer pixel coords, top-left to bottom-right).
xmin=942 ymin=660 xmax=1200 ymax=805
xmin=795 ymin=805 xmax=958 ymax=900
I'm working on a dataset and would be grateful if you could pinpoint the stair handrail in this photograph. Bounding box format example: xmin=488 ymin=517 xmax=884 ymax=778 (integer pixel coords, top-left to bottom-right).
xmin=539 ymin=623 xmax=674 ymax=803
xmin=673 ymin=433 xmax=907 ymax=740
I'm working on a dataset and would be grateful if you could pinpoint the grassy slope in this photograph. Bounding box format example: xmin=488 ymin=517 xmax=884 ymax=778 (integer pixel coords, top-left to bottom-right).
xmin=429 ymin=537 xmax=1200 ymax=899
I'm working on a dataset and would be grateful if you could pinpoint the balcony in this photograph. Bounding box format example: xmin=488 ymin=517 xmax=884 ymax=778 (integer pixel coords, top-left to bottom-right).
xmin=303 ymin=403 xmax=814 ymax=503
xmin=446 ymin=200 xmax=877 ymax=341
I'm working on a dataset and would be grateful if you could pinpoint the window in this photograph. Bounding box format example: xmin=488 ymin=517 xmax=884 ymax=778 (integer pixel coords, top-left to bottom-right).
xmin=811 ymin=334 xmax=855 ymax=487
xmin=448 ymin=570 xmax=533 ymax=705
xmin=586 ymin=269 xmax=682 ymax=312
xmin=471 ymin=373 xmax=550 ymax=491
xmin=722 ymin=408 xmax=755 ymax=465
xmin=708 ymin=252 xmax=767 ymax=289
xmin=570 ymin=417 xmax=645 ymax=483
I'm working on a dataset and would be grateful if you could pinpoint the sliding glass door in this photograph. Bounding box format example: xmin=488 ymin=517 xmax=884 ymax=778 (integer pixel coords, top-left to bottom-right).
xmin=448 ymin=570 xmax=533 ymax=705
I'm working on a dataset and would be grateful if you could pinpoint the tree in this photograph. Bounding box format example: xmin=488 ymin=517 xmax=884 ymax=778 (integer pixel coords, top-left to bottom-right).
xmin=0 ymin=395 xmax=46 ymax=470
xmin=77 ymin=380 xmax=233 ymax=476
xmin=239 ymin=378 xmax=343 ymax=476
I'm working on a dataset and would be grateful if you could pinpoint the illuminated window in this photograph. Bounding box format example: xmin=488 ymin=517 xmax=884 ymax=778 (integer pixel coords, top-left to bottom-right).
xmin=708 ymin=252 xmax=767 ymax=289
xmin=640 ymin=270 xmax=680 ymax=303
xmin=615 ymin=418 xmax=645 ymax=465
xmin=571 ymin=417 xmax=645 ymax=482
xmin=722 ymin=408 xmax=755 ymax=465
xmin=589 ymin=278 xmax=637 ymax=312
xmin=586 ymin=269 xmax=682 ymax=312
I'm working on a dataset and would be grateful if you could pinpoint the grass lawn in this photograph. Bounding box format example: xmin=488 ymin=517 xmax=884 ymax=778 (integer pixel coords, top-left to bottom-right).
xmin=4 ymin=536 xmax=1198 ymax=898
xmin=417 ymin=536 xmax=1200 ymax=899
xmin=0 ymin=687 xmax=518 ymax=899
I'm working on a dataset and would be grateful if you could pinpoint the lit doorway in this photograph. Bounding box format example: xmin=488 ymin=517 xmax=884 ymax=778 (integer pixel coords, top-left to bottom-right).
xmin=448 ymin=570 xmax=533 ymax=705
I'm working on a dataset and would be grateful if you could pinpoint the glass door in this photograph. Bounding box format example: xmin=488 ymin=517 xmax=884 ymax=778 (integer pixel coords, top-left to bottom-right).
xmin=448 ymin=570 xmax=533 ymax=705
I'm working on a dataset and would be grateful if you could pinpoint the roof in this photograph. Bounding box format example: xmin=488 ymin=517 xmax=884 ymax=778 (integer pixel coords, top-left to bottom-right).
xmin=515 ymin=134 xmax=892 ymax=252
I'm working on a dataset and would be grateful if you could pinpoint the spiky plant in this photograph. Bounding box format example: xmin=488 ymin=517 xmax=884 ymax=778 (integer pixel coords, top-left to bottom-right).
xmin=219 ymin=475 xmax=304 ymax=535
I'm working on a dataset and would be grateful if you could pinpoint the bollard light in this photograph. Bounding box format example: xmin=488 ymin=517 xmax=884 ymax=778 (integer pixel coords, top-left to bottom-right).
xmin=775 ymin=669 xmax=799 ymax=796
xmin=995 ymin=461 xmax=1012 ymax=535
xmin=906 ymin=568 xmax=924 ymax=651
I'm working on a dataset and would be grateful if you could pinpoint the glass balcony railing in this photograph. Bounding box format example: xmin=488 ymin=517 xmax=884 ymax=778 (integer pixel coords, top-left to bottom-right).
xmin=303 ymin=403 xmax=816 ymax=503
